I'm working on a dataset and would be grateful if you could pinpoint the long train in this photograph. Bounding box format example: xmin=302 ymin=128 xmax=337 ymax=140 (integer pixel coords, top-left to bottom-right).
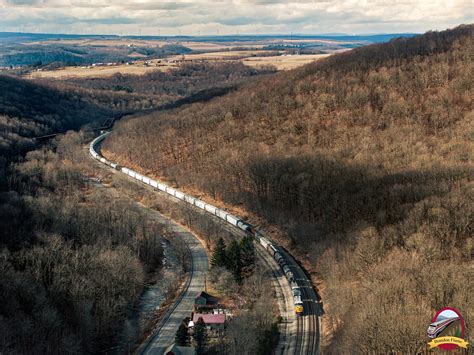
xmin=90 ymin=131 xmax=304 ymax=315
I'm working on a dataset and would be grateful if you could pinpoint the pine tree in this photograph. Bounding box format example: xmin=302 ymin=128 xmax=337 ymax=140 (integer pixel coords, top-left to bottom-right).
xmin=175 ymin=317 xmax=190 ymax=346
xmin=240 ymin=235 xmax=255 ymax=277
xmin=211 ymin=237 xmax=227 ymax=268
xmin=226 ymin=239 xmax=242 ymax=281
xmin=193 ymin=317 xmax=208 ymax=355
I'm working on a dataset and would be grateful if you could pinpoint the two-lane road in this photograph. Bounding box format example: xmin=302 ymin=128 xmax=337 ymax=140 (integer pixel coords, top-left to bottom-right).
xmin=138 ymin=221 xmax=208 ymax=354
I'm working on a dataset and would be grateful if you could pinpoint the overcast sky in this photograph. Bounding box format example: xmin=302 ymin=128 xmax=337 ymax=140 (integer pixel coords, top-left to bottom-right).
xmin=0 ymin=0 xmax=472 ymax=36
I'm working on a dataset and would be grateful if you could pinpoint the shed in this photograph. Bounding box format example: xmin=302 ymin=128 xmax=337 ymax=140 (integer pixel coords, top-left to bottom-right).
xmin=194 ymin=291 xmax=218 ymax=310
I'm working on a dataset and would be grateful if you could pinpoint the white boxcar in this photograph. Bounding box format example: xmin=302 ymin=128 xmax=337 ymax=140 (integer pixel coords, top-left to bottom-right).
xmin=175 ymin=191 xmax=185 ymax=200
xmin=226 ymin=214 xmax=239 ymax=226
xmin=184 ymin=195 xmax=196 ymax=205
xmin=142 ymin=176 xmax=151 ymax=185
xmin=157 ymin=183 xmax=167 ymax=192
xmin=204 ymin=204 xmax=217 ymax=214
xmin=166 ymin=187 xmax=176 ymax=196
xmin=195 ymin=200 xmax=206 ymax=209
xmin=150 ymin=180 xmax=158 ymax=188
xmin=216 ymin=209 xmax=228 ymax=220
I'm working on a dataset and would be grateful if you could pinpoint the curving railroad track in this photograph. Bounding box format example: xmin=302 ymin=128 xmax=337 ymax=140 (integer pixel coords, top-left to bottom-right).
xmin=89 ymin=131 xmax=321 ymax=354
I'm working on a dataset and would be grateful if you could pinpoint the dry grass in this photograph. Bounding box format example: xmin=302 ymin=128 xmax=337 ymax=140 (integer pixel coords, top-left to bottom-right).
xmin=26 ymin=62 xmax=176 ymax=79
xmin=243 ymin=53 xmax=332 ymax=70
xmin=25 ymin=51 xmax=339 ymax=79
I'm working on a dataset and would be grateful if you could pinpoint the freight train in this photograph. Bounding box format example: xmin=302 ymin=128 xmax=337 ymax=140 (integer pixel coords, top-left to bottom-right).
xmin=90 ymin=132 xmax=304 ymax=315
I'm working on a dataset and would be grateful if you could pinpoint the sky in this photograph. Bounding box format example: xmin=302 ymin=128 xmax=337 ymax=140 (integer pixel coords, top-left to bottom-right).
xmin=0 ymin=0 xmax=472 ymax=36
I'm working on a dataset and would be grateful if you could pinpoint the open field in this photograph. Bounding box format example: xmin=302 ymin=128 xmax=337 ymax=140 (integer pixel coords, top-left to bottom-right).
xmin=26 ymin=51 xmax=337 ymax=78
xmin=243 ymin=53 xmax=332 ymax=70
xmin=27 ymin=62 xmax=176 ymax=78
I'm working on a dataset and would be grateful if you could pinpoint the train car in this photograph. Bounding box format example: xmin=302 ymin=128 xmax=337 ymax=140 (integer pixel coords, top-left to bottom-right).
xmin=204 ymin=203 xmax=218 ymax=214
xmin=195 ymin=199 xmax=206 ymax=210
xmin=175 ymin=190 xmax=185 ymax=200
xmin=142 ymin=176 xmax=151 ymax=185
xmin=166 ymin=186 xmax=176 ymax=196
xmin=259 ymin=237 xmax=271 ymax=249
xmin=274 ymin=252 xmax=283 ymax=264
xmin=216 ymin=209 xmax=228 ymax=220
xmin=269 ymin=244 xmax=278 ymax=256
xmin=292 ymin=287 xmax=301 ymax=297
xmin=150 ymin=180 xmax=158 ymax=188
xmin=237 ymin=220 xmax=251 ymax=232
xmin=225 ymin=214 xmax=239 ymax=226
xmin=184 ymin=195 xmax=196 ymax=205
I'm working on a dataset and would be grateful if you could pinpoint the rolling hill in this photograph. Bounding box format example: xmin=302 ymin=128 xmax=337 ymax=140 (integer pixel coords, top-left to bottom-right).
xmin=103 ymin=24 xmax=473 ymax=352
xmin=0 ymin=75 xmax=112 ymax=157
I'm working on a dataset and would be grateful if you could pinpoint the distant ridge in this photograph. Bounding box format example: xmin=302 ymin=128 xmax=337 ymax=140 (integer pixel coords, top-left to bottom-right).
xmin=0 ymin=31 xmax=417 ymax=44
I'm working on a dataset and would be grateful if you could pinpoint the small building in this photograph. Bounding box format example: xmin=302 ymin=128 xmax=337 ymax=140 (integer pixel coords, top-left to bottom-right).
xmin=164 ymin=343 xmax=194 ymax=355
xmin=191 ymin=313 xmax=226 ymax=332
xmin=194 ymin=291 xmax=218 ymax=311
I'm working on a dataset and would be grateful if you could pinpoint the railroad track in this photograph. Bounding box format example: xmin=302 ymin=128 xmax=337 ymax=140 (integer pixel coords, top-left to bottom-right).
xmin=89 ymin=132 xmax=320 ymax=354
xmin=280 ymin=249 xmax=320 ymax=355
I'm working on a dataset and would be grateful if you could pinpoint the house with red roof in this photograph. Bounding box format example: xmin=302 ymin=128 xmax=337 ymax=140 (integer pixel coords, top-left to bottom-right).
xmin=189 ymin=313 xmax=226 ymax=334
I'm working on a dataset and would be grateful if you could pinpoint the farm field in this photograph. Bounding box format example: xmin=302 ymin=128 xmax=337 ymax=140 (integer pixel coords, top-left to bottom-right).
xmin=243 ymin=53 xmax=333 ymax=70
xmin=26 ymin=51 xmax=337 ymax=78
xmin=26 ymin=62 xmax=176 ymax=78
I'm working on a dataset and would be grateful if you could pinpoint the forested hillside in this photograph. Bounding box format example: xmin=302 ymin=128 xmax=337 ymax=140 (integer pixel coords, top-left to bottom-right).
xmin=104 ymin=25 xmax=473 ymax=352
xmin=0 ymin=75 xmax=112 ymax=157
xmin=0 ymin=132 xmax=165 ymax=353
xmin=0 ymin=62 xmax=270 ymax=181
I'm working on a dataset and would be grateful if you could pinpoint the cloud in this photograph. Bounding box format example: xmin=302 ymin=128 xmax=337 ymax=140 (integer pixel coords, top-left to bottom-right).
xmin=0 ymin=0 xmax=471 ymax=35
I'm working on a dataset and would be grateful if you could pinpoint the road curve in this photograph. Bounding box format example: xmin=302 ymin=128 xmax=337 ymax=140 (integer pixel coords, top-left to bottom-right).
xmin=90 ymin=134 xmax=209 ymax=355
xmin=89 ymin=131 xmax=320 ymax=354
xmin=139 ymin=223 xmax=208 ymax=354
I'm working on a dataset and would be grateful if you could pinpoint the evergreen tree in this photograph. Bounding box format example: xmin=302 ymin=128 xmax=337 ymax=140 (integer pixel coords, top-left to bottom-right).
xmin=211 ymin=237 xmax=227 ymax=268
xmin=240 ymin=235 xmax=255 ymax=277
xmin=226 ymin=239 xmax=242 ymax=281
xmin=175 ymin=317 xmax=190 ymax=346
xmin=193 ymin=317 xmax=208 ymax=355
